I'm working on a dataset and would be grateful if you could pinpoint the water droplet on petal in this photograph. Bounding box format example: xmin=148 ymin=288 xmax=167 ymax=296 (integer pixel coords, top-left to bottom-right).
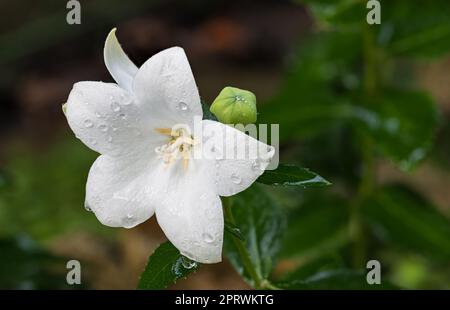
xmin=110 ymin=102 xmax=121 ymax=112
xmin=84 ymin=119 xmax=94 ymax=128
xmin=118 ymin=113 xmax=127 ymax=120
xmin=95 ymin=112 xmax=102 ymax=118
xmin=98 ymin=124 xmax=108 ymax=132
xmin=231 ymin=173 xmax=242 ymax=184
xmin=177 ymin=101 xmax=188 ymax=111
xmin=251 ymin=160 xmax=261 ymax=171
xmin=202 ymin=232 xmax=215 ymax=244
xmin=107 ymin=136 xmax=113 ymax=143
xmin=84 ymin=201 xmax=92 ymax=212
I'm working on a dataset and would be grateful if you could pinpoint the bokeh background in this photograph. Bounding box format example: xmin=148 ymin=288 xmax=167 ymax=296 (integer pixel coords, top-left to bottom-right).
xmin=0 ymin=0 xmax=449 ymax=289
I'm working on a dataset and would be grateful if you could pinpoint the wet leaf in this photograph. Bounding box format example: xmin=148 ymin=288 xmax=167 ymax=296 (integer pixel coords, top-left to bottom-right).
xmin=138 ymin=242 xmax=199 ymax=290
xmin=257 ymin=164 xmax=331 ymax=187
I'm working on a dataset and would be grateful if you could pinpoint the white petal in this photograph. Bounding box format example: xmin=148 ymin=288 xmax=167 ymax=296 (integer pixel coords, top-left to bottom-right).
xmin=104 ymin=28 xmax=138 ymax=91
xmin=85 ymin=154 xmax=161 ymax=228
xmin=199 ymin=120 xmax=275 ymax=197
xmin=65 ymin=81 xmax=165 ymax=157
xmin=155 ymin=166 xmax=223 ymax=263
xmin=133 ymin=47 xmax=202 ymax=129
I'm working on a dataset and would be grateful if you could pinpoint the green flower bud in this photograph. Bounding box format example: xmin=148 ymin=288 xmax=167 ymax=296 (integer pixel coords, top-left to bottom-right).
xmin=210 ymin=86 xmax=257 ymax=125
xmin=62 ymin=102 xmax=67 ymax=115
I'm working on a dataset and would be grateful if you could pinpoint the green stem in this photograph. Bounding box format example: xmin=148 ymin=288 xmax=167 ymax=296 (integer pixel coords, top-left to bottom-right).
xmin=350 ymin=23 xmax=378 ymax=269
xmin=222 ymin=197 xmax=263 ymax=289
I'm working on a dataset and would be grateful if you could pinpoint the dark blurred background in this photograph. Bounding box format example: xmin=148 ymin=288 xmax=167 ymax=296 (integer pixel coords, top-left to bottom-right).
xmin=0 ymin=0 xmax=449 ymax=289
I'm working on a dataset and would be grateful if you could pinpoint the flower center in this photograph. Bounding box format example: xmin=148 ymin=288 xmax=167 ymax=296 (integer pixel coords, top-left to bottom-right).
xmin=155 ymin=125 xmax=196 ymax=170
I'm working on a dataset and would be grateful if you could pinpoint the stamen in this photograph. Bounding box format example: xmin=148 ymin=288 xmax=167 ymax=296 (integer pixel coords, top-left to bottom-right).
xmin=155 ymin=128 xmax=172 ymax=135
xmin=154 ymin=125 xmax=196 ymax=171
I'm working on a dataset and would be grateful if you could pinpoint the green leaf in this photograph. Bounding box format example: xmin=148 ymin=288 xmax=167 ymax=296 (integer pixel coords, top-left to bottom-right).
xmin=279 ymin=255 xmax=344 ymax=282
xmin=257 ymin=164 xmax=331 ymax=187
xmin=224 ymin=184 xmax=286 ymax=286
xmin=278 ymin=269 xmax=398 ymax=290
xmin=382 ymin=0 xmax=450 ymax=58
xmin=138 ymin=242 xmax=199 ymax=290
xmin=352 ymin=89 xmax=439 ymax=171
xmin=363 ymin=185 xmax=450 ymax=262
xmin=280 ymin=193 xmax=349 ymax=259
xmin=201 ymin=100 xmax=218 ymax=121
xmin=297 ymin=0 xmax=450 ymax=58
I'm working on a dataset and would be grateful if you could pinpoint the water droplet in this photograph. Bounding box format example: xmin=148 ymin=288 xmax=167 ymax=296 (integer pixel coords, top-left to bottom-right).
xmin=89 ymin=138 xmax=97 ymax=145
xmin=95 ymin=112 xmax=102 ymax=118
xmin=84 ymin=201 xmax=92 ymax=212
xmin=84 ymin=119 xmax=94 ymax=128
xmin=127 ymin=213 xmax=133 ymax=219
xmin=112 ymin=126 xmax=118 ymax=132
xmin=251 ymin=160 xmax=261 ymax=171
xmin=180 ymin=256 xmax=197 ymax=269
xmin=118 ymin=113 xmax=127 ymax=120
xmin=202 ymin=232 xmax=215 ymax=244
xmin=98 ymin=124 xmax=108 ymax=132
xmin=110 ymin=102 xmax=121 ymax=112
xmin=107 ymin=136 xmax=113 ymax=143
xmin=122 ymin=99 xmax=132 ymax=106
xmin=231 ymin=173 xmax=242 ymax=184
xmin=177 ymin=101 xmax=188 ymax=111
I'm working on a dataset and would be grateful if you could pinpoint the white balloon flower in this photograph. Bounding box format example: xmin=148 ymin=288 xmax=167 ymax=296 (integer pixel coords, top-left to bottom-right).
xmin=64 ymin=28 xmax=275 ymax=263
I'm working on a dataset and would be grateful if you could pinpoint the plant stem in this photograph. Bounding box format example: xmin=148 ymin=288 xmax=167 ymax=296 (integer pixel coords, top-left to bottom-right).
xmin=350 ymin=23 xmax=378 ymax=269
xmin=222 ymin=197 xmax=263 ymax=289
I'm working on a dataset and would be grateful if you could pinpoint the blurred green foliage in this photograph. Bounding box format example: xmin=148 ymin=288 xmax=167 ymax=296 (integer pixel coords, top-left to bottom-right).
xmin=0 ymin=136 xmax=114 ymax=241
xmin=253 ymin=0 xmax=450 ymax=289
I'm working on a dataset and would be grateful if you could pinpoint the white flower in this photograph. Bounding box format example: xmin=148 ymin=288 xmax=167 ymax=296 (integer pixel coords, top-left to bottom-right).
xmin=64 ymin=28 xmax=275 ymax=263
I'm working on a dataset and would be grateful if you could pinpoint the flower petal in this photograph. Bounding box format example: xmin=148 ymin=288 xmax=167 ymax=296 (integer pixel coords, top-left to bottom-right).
xmin=199 ymin=120 xmax=275 ymax=196
xmin=104 ymin=28 xmax=138 ymax=91
xmin=133 ymin=47 xmax=202 ymax=129
xmin=65 ymin=81 xmax=165 ymax=156
xmin=85 ymin=154 xmax=161 ymax=228
xmin=154 ymin=166 xmax=223 ymax=263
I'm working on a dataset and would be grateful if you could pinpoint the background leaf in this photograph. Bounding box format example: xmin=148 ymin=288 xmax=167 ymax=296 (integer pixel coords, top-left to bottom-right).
xmin=224 ymin=184 xmax=286 ymax=286
xmin=352 ymin=89 xmax=439 ymax=171
xmin=138 ymin=241 xmax=199 ymax=290
xmin=280 ymin=193 xmax=349 ymax=260
xmin=363 ymin=185 xmax=450 ymax=262
xmin=278 ymin=269 xmax=397 ymax=290
xmin=257 ymin=164 xmax=331 ymax=187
